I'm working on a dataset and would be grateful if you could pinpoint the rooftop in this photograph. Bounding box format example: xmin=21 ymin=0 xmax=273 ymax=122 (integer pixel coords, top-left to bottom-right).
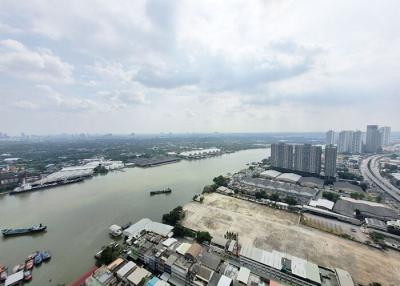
xmin=123 ymin=218 xmax=174 ymax=238
xmin=276 ymin=173 xmax=302 ymax=183
xmin=260 ymin=170 xmax=281 ymax=179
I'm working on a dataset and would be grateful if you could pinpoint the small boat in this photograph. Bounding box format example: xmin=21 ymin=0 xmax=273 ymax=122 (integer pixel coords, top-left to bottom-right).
xmin=34 ymin=254 xmax=42 ymax=265
xmin=12 ymin=264 xmax=24 ymax=273
xmin=24 ymin=270 xmax=32 ymax=281
xmin=150 ymin=188 xmax=172 ymax=196
xmin=0 ymin=271 xmax=7 ymax=282
xmin=26 ymin=251 xmax=39 ymax=261
xmin=0 ymin=264 xmax=7 ymax=273
xmin=40 ymin=251 xmax=51 ymax=262
xmin=109 ymin=225 xmax=122 ymax=237
xmin=25 ymin=259 xmax=34 ymax=270
xmin=2 ymin=224 xmax=47 ymax=237
xmin=121 ymin=222 xmax=132 ymax=230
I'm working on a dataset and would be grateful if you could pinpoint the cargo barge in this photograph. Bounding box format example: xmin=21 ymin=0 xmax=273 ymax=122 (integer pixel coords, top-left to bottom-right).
xmin=150 ymin=188 xmax=172 ymax=196
xmin=1 ymin=224 xmax=47 ymax=237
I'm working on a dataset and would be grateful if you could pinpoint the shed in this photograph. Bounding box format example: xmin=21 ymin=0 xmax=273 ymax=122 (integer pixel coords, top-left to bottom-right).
xmin=127 ymin=267 xmax=152 ymax=286
xmin=162 ymin=238 xmax=177 ymax=248
xmin=335 ymin=268 xmax=354 ymax=286
xmin=217 ymin=275 xmax=232 ymax=286
xmin=211 ymin=237 xmax=228 ymax=249
xmin=276 ymin=173 xmax=302 ymax=184
xmin=236 ymin=267 xmax=250 ymax=284
xmin=176 ymin=243 xmax=191 ymax=255
xmin=107 ymin=258 xmax=125 ymax=271
xmin=309 ymin=199 xmax=334 ymax=210
xmin=116 ymin=261 xmax=136 ymax=278
xmin=5 ymin=271 xmax=24 ymax=286
xmin=185 ymin=243 xmax=202 ymax=261
xmin=260 ymin=170 xmax=281 ymax=179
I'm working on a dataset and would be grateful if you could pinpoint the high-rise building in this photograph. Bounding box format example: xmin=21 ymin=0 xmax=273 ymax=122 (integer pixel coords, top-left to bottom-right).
xmin=310 ymin=145 xmax=322 ymax=174
xmin=326 ymin=130 xmax=335 ymax=145
xmin=365 ymin=125 xmax=381 ymax=153
xmin=294 ymin=144 xmax=321 ymax=175
xmin=338 ymin=131 xmax=353 ymax=153
xmin=271 ymin=142 xmax=293 ymax=169
xmin=379 ymin=126 xmax=391 ymax=146
xmin=324 ymin=144 xmax=337 ymax=178
xmin=350 ymin=131 xmax=362 ymax=154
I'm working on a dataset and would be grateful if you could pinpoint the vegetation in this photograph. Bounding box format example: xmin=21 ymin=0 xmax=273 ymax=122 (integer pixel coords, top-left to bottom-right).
xmin=370 ymin=232 xmax=384 ymax=243
xmin=322 ymin=191 xmax=340 ymax=202
xmin=196 ymin=231 xmax=212 ymax=243
xmin=162 ymin=206 xmax=185 ymax=226
xmin=213 ymin=175 xmax=229 ymax=187
xmin=173 ymin=224 xmax=196 ymax=238
xmin=96 ymin=244 xmax=122 ymax=266
xmin=369 ymin=282 xmax=382 ymax=286
xmin=284 ymin=196 xmax=297 ymax=205
xmin=375 ymin=195 xmax=383 ymax=203
xmin=350 ymin=192 xmax=365 ymax=200
xmin=94 ymin=164 xmax=108 ymax=174
xmin=337 ymin=171 xmax=362 ymax=181
xmin=224 ymin=231 xmax=238 ymax=240
xmin=202 ymin=184 xmax=217 ymax=193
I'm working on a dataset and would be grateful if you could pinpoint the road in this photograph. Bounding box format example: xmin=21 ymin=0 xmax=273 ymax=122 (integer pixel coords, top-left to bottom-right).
xmin=360 ymin=155 xmax=400 ymax=202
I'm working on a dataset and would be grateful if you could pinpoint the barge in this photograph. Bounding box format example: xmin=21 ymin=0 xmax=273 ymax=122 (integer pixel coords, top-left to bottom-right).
xmin=1 ymin=224 xmax=47 ymax=237
xmin=150 ymin=188 xmax=172 ymax=196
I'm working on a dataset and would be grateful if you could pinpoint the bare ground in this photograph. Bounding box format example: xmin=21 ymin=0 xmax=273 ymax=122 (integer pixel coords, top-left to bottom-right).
xmin=182 ymin=193 xmax=400 ymax=286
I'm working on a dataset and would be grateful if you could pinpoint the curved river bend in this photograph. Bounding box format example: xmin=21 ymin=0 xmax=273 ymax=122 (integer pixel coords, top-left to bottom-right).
xmin=0 ymin=148 xmax=268 ymax=286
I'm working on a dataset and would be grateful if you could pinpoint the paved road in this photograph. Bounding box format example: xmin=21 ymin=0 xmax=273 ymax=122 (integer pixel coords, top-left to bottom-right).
xmin=360 ymin=155 xmax=400 ymax=202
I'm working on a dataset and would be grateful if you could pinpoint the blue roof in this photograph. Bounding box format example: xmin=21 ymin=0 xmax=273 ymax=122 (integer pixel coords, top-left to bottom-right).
xmin=147 ymin=277 xmax=159 ymax=286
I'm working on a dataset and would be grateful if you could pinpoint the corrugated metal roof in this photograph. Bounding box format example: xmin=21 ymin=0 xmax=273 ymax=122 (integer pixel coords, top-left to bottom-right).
xmin=176 ymin=243 xmax=191 ymax=255
xmin=236 ymin=267 xmax=251 ymax=284
xmin=123 ymin=218 xmax=173 ymax=238
xmin=291 ymin=257 xmax=307 ymax=279
xmin=335 ymin=268 xmax=354 ymax=286
xmin=127 ymin=267 xmax=151 ymax=286
xmin=217 ymin=275 xmax=232 ymax=286
xmin=117 ymin=261 xmax=136 ymax=278
xmin=305 ymin=262 xmax=321 ymax=284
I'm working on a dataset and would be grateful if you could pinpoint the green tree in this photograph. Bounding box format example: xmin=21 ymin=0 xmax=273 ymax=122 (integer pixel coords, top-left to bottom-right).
xmin=350 ymin=192 xmax=365 ymax=200
xmin=199 ymin=197 xmax=204 ymax=203
xmin=213 ymin=175 xmax=229 ymax=187
xmin=196 ymin=231 xmax=212 ymax=243
xmin=284 ymin=196 xmax=297 ymax=205
xmin=322 ymin=191 xmax=340 ymax=202
xmin=162 ymin=206 xmax=185 ymax=226
xmin=270 ymin=193 xmax=280 ymax=202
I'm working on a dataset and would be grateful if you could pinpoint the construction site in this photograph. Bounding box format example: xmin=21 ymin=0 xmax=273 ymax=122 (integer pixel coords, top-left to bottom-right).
xmin=182 ymin=193 xmax=400 ymax=286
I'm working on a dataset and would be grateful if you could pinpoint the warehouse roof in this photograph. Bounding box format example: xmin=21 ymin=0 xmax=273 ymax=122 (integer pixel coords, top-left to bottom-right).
xmin=276 ymin=173 xmax=302 ymax=183
xmin=299 ymin=177 xmax=324 ymax=188
xmin=162 ymin=238 xmax=177 ymax=247
xmin=309 ymin=198 xmax=334 ymax=210
xmin=333 ymin=182 xmax=363 ymax=193
xmin=260 ymin=170 xmax=281 ymax=179
xmin=117 ymin=261 xmax=136 ymax=278
xmin=217 ymin=275 xmax=232 ymax=286
xmin=199 ymin=252 xmax=221 ymax=271
xmin=333 ymin=197 xmax=399 ymax=221
xmin=176 ymin=242 xmax=191 ymax=255
xmin=127 ymin=267 xmax=151 ymax=286
xmin=123 ymin=218 xmax=174 ymax=238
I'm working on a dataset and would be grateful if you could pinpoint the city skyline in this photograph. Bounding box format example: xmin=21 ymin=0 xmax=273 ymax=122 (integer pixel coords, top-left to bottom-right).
xmin=0 ymin=1 xmax=400 ymax=134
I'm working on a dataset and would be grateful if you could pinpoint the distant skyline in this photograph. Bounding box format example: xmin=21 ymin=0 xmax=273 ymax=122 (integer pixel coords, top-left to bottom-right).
xmin=1 ymin=1 xmax=399 ymax=134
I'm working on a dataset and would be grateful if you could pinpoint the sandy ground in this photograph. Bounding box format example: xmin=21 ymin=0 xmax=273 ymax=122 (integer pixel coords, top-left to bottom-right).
xmin=182 ymin=193 xmax=400 ymax=286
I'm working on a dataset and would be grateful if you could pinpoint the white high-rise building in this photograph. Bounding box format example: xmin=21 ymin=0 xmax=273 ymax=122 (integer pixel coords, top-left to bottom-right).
xmin=338 ymin=131 xmax=353 ymax=153
xmin=350 ymin=131 xmax=362 ymax=154
xmin=379 ymin=126 xmax=391 ymax=146
xmin=326 ymin=130 xmax=335 ymax=145
xmin=365 ymin=125 xmax=381 ymax=153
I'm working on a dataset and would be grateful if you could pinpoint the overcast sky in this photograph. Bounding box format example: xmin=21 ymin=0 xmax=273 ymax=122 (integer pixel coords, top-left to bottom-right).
xmin=0 ymin=0 xmax=399 ymax=135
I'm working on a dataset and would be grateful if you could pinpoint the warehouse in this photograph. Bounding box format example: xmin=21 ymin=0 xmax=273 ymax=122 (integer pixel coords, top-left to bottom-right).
xmin=333 ymin=197 xmax=399 ymax=221
xmin=123 ymin=218 xmax=174 ymax=239
xmin=299 ymin=177 xmax=324 ymax=189
xmin=276 ymin=173 xmax=302 ymax=184
xmin=260 ymin=170 xmax=281 ymax=179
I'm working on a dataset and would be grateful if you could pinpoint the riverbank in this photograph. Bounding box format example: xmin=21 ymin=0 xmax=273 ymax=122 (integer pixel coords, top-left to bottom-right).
xmin=0 ymin=148 xmax=268 ymax=286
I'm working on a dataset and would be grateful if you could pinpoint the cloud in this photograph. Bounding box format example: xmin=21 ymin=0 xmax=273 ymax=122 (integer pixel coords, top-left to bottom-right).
xmin=11 ymin=100 xmax=40 ymax=110
xmin=0 ymin=39 xmax=74 ymax=83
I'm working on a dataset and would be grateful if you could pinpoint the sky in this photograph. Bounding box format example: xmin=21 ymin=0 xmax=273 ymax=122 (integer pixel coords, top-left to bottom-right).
xmin=0 ymin=0 xmax=399 ymax=135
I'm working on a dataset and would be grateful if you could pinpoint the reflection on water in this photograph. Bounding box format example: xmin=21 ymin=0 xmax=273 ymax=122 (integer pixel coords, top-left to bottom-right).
xmin=0 ymin=148 xmax=268 ymax=286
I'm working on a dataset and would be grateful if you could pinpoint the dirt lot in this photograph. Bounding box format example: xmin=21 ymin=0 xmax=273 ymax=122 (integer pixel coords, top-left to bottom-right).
xmin=182 ymin=193 xmax=400 ymax=286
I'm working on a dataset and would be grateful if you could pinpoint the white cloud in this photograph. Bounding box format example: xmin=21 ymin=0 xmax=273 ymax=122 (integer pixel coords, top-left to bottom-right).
xmin=11 ymin=100 xmax=39 ymax=110
xmin=0 ymin=39 xmax=74 ymax=83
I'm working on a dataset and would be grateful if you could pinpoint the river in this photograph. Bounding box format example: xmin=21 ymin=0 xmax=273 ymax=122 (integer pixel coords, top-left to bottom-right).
xmin=0 ymin=148 xmax=268 ymax=286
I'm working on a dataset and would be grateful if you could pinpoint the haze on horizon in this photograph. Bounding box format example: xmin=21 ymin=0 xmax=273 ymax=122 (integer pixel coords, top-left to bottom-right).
xmin=1 ymin=0 xmax=399 ymax=135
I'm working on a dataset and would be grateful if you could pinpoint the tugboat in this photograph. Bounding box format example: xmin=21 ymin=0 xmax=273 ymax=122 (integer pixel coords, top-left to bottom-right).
xmin=40 ymin=251 xmax=52 ymax=262
xmin=34 ymin=254 xmax=42 ymax=266
xmin=1 ymin=224 xmax=47 ymax=237
xmin=12 ymin=264 xmax=24 ymax=274
xmin=150 ymin=188 xmax=172 ymax=196
xmin=24 ymin=270 xmax=32 ymax=281
xmin=0 ymin=265 xmax=8 ymax=282
xmin=25 ymin=259 xmax=34 ymax=270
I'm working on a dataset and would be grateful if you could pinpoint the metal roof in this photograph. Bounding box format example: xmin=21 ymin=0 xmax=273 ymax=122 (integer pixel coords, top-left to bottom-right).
xmin=5 ymin=271 xmax=24 ymax=286
xmin=162 ymin=238 xmax=177 ymax=247
xmin=176 ymin=242 xmax=191 ymax=255
xmin=127 ymin=267 xmax=151 ymax=286
xmin=123 ymin=218 xmax=173 ymax=238
xmin=309 ymin=199 xmax=334 ymax=210
xmin=236 ymin=267 xmax=250 ymax=284
xmin=117 ymin=261 xmax=136 ymax=278
xmin=217 ymin=275 xmax=232 ymax=286
xmin=260 ymin=170 xmax=281 ymax=179
xmin=276 ymin=173 xmax=302 ymax=183
xmin=335 ymin=268 xmax=354 ymax=286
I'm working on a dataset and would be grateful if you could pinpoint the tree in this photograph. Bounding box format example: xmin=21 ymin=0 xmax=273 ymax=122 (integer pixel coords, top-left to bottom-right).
xmin=213 ymin=175 xmax=229 ymax=187
xmin=284 ymin=196 xmax=297 ymax=205
xmin=199 ymin=197 xmax=204 ymax=203
xmin=162 ymin=206 xmax=185 ymax=226
xmin=322 ymin=191 xmax=340 ymax=202
xmin=94 ymin=165 xmax=108 ymax=174
xmin=350 ymin=192 xmax=365 ymax=200
xmin=196 ymin=231 xmax=212 ymax=243
xmin=270 ymin=193 xmax=280 ymax=202
xmin=376 ymin=195 xmax=383 ymax=203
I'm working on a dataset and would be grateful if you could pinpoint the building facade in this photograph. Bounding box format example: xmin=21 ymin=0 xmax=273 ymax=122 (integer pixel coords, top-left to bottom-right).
xmin=324 ymin=145 xmax=337 ymax=178
xmin=294 ymin=144 xmax=321 ymax=175
xmin=325 ymin=130 xmax=335 ymax=145
xmin=365 ymin=125 xmax=381 ymax=153
xmin=271 ymin=143 xmax=293 ymax=170
xmin=379 ymin=126 xmax=391 ymax=146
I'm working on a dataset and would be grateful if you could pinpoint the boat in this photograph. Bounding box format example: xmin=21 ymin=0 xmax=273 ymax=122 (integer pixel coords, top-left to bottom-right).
xmin=24 ymin=270 xmax=32 ymax=281
xmin=150 ymin=188 xmax=172 ymax=196
xmin=109 ymin=225 xmax=122 ymax=237
xmin=34 ymin=254 xmax=42 ymax=265
xmin=40 ymin=251 xmax=51 ymax=262
xmin=2 ymin=224 xmax=47 ymax=237
xmin=0 ymin=264 xmax=7 ymax=273
xmin=121 ymin=222 xmax=132 ymax=230
xmin=0 ymin=271 xmax=7 ymax=282
xmin=26 ymin=251 xmax=39 ymax=261
xmin=12 ymin=264 xmax=24 ymax=273
xmin=25 ymin=259 xmax=34 ymax=270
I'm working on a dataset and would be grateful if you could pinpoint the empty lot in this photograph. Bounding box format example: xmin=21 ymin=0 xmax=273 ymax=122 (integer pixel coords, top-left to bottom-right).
xmin=182 ymin=193 xmax=400 ymax=286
